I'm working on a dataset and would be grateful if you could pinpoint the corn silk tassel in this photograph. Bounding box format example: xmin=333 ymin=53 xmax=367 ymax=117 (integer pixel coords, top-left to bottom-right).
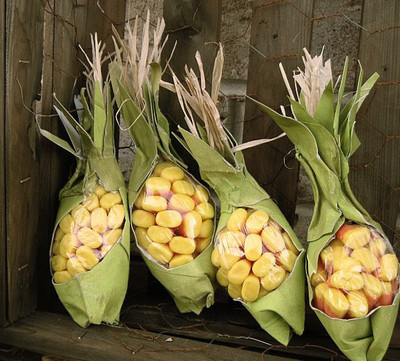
xmin=162 ymin=45 xmax=305 ymax=345
xmin=109 ymin=12 xmax=217 ymax=314
xmin=253 ymin=48 xmax=399 ymax=361
xmin=37 ymin=34 xmax=130 ymax=327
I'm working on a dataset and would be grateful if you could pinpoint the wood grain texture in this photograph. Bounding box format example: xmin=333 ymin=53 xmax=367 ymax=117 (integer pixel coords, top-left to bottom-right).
xmin=0 ymin=0 xmax=6 ymax=327
xmin=0 ymin=312 xmax=286 ymax=361
xmin=5 ymin=0 xmax=44 ymax=323
xmin=160 ymin=0 xmax=222 ymax=128
xmin=243 ymin=0 xmax=314 ymax=225
xmin=350 ymin=0 xmax=400 ymax=243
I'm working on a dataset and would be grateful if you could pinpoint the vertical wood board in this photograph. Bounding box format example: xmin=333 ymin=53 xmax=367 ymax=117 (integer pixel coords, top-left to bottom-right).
xmin=352 ymin=0 xmax=400 ymax=242
xmin=0 ymin=0 xmax=6 ymax=327
xmin=5 ymin=0 xmax=44 ymax=322
xmin=160 ymin=0 xmax=222 ymax=129
xmin=243 ymin=0 xmax=314 ymax=225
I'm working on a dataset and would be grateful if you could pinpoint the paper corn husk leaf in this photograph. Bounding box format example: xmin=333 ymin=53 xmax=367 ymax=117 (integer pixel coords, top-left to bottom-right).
xmin=38 ymin=35 xmax=130 ymax=327
xmin=254 ymin=48 xmax=399 ymax=361
xmin=162 ymin=45 xmax=305 ymax=346
xmin=109 ymin=14 xmax=216 ymax=314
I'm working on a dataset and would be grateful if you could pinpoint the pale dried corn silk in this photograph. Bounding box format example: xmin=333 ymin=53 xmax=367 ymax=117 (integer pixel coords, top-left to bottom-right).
xmin=51 ymin=184 xmax=125 ymax=283
xmin=213 ymin=207 xmax=300 ymax=303
xmin=132 ymin=161 xmax=215 ymax=269
xmin=311 ymin=222 xmax=399 ymax=319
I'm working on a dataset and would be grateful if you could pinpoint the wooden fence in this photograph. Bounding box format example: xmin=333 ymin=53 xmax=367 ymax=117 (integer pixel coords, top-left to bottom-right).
xmin=0 ymin=0 xmax=399 ymax=358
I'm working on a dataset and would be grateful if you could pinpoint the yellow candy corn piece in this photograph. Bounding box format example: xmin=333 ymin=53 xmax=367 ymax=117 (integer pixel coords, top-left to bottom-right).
xmin=142 ymin=195 xmax=168 ymax=213
xmin=198 ymin=219 xmax=214 ymax=239
xmin=148 ymin=242 xmax=174 ymax=264
xmin=227 ymin=208 xmax=248 ymax=232
xmin=100 ymin=192 xmax=122 ymax=212
xmin=134 ymin=188 xmax=146 ymax=209
xmin=347 ymin=290 xmax=369 ymax=318
xmin=156 ymin=210 xmax=182 ymax=228
xmin=252 ymin=252 xmax=276 ymax=278
xmin=71 ymin=205 xmax=91 ymax=228
xmin=228 ymin=259 xmax=252 ymax=285
xmin=351 ymin=247 xmax=379 ymax=273
xmin=168 ymin=194 xmax=195 ymax=213
xmin=193 ymin=184 xmax=209 ymax=204
xmin=103 ymin=228 xmax=123 ymax=246
xmin=77 ymin=227 xmax=103 ymax=248
xmin=195 ymin=202 xmax=215 ymax=220
xmin=245 ymin=210 xmax=269 ymax=234
xmin=160 ymin=166 xmax=185 ymax=182
xmin=82 ymin=193 xmax=99 ymax=211
xmin=53 ymin=270 xmax=72 ymax=284
xmin=135 ymin=227 xmax=151 ymax=250
xmin=59 ymin=233 xmax=80 ymax=258
xmin=276 ymin=249 xmax=297 ymax=272
xmin=341 ymin=226 xmax=370 ymax=249
xmin=241 ymin=273 xmax=260 ymax=302
xmin=244 ymin=234 xmax=263 ymax=261
xmin=282 ymin=232 xmax=299 ymax=255
xmin=261 ymin=226 xmax=285 ymax=253
xmin=51 ymin=255 xmax=67 ymax=272
xmin=59 ymin=214 xmax=76 ymax=234
xmin=216 ymin=267 xmax=229 ymax=287
xmin=180 ymin=211 xmax=202 ymax=238
xmin=172 ymin=179 xmax=195 ymax=196
xmin=228 ymin=282 xmax=242 ymax=299
xmin=329 ymin=271 xmax=364 ymax=291
xmin=170 ymin=236 xmax=196 ymax=255
xmin=261 ymin=265 xmax=286 ymax=291
xmin=169 ymin=254 xmax=194 ymax=268
xmin=94 ymin=184 xmax=107 ymax=198
xmin=76 ymin=245 xmax=100 ymax=270
xmin=66 ymin=257 xmax=87 ymax=276
xmin=147 ymin=226 xmax=174 ymax=244
xmin=379 ymin=253 xmax=399 ymax=281
xmin=153 ymin=161 xmax=175 ymax=176
xmin=132 ymin=209 xmax=156 ymax=228
xmin=54 ymin=227 xmax=65 ymax=242
xmin=91 ymin=207 xmax=108 ymax=234
xmin=196 ymin=236 xmax=212 ymax=253
xmin=211 ymin=247 xmax=221 ymax=267
xmin=107 ymin=204 xmax=125 ymax=229
xmin=145 ymin=177 xmax=171 ymax=195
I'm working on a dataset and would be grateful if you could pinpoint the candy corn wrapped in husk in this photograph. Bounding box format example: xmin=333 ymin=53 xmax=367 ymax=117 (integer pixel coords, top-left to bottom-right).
xmin=39 ymin=35 xmax=130 ymax=327
xmin=109 ymin=14 xmax=216 ymax=314
xmin=254 ymin=48 xmax=399 ymax=361
xmin=162 ymin=45 xmax=305 ymax=346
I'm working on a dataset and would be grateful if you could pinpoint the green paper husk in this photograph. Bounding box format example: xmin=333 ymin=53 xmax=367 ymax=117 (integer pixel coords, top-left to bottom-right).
xmin=179 ymin=128 xmax=305 ymax=345
xmin=254 ymin=56 xmax=399 ymax=360
xmin=110 ymin=62 xmax=216 ymax=315
xmin=39 ymin=79 xmax=130 ymax=327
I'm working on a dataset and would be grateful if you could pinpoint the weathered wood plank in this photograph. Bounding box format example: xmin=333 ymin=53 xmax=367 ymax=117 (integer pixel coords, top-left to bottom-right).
xmin=5 ymin=0 xmax=44 ymax=323
xmin=160 ymin=0 xmax=222 ymax=129
xmin=243 ymin=0 xmax=314 ymax=225
xmin=351 ymin=0 xmax=400 ymax=243
xmin=121 ymin=298 xmax=400 ymax=361
xmin=0 ymin=312 xmax=290 ymax=361
xmin=0 ymin=0 xmax=7 ymax=327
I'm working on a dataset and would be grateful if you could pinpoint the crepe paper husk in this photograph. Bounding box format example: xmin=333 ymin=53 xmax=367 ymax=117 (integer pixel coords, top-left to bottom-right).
xmin=39 ymin=72 xmax=131 ymax=327
xmin=141 ymin=243 xmax=216 ymax=314
xmin=50 ymin=153 xmax=130 ymax=328
xmin=252 ymin=76 xmax=399 ymax=359
xmin=110 ymin=64 xmax=216 ymax=315
xmin=179 ymin=128 xmax=305 ymax=345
